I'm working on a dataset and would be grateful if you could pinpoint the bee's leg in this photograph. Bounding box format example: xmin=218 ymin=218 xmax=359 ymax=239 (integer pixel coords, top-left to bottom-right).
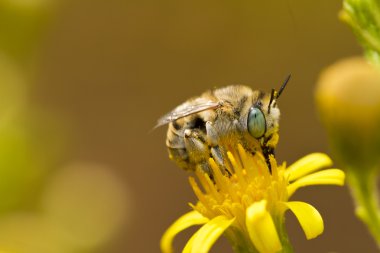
xmin=263 ymin=135 xmax=276 ymax=173
xmin=206 ymin=121 xmax=222 ymax=164
xmin=206 ymin=122 xmax=231 ymax=175
xmin=183 ymin=129 xmax=211 ymax=173
xmin=205 ymin=121 xmax=218 ymax=146
xmin=199 ymin=162 xmax=212 ymax=176
xmin=184 ymin=129 xmax=208 ymax=155
xmin=211 ymin=146 xmax=224 ymax=167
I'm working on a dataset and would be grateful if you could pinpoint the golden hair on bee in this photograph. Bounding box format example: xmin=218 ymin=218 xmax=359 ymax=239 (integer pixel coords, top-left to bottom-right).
xmin=158 ymin=75 xmax=290 ymax=174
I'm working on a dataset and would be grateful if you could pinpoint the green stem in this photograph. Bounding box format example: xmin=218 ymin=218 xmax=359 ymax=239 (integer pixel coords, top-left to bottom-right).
xmin=224 ymin=219 xmax=294 ymax=253
xmin=341 ymin=0 xmax=380 ymax=66
xmin=225 ymin=227 xmax=259 ymax=253
xmin=347 ymin=169 xmax=380 ymax=246
xmin=275 ymin=216 xmax=294 ymax=253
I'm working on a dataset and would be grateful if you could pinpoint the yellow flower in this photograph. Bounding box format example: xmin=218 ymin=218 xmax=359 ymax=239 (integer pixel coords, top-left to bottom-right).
xmin=161 ymin=144 xmax=345 ymax=253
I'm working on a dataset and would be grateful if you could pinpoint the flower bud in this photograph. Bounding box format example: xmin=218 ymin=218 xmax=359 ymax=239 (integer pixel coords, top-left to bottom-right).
xmin=315 ymin=57 xmax=380 ymax=170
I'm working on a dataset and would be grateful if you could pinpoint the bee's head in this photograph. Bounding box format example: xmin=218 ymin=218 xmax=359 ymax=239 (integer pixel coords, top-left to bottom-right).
xmin=246 ymin=75 xmax=291 ymax=141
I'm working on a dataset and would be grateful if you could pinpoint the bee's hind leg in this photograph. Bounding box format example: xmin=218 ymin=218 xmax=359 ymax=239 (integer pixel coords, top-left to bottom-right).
xmin=183 ymin=129 xmax=211 ymax=174
xmin=184 ymin=129 xmax=209 ymax=157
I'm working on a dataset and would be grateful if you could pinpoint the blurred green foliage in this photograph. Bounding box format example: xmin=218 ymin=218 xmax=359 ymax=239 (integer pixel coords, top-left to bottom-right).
xmin=0 ymin=1 xmax=129 ymax=252
xmin=341 ymin=0 xmax=380 ymax=65
xmin=0 ymin=0 xmax=55 ymax=64
xmin=0 ymin=50 xmax=64 ymax=213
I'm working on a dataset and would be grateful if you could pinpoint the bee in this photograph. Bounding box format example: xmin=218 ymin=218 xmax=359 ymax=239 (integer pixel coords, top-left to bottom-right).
xmin=157 ymin=75 xmax=290 ymax=174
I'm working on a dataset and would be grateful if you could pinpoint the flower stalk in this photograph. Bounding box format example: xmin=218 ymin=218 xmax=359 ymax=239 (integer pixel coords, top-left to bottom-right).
xmin=316 ymin=56 xmax=380 ymax=247
xmin=338 ymin=0 xmax=380 ymax=246
xmin=347 ymin=169 xmax=380 ymax=245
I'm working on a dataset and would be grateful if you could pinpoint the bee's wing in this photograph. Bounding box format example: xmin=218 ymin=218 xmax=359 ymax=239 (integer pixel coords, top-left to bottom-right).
xmin=156 ymin=99 xmax=220 ymax=128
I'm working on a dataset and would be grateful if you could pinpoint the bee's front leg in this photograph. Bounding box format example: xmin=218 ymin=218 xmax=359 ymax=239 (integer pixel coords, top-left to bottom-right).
xmin=205 ymin=121 xmax=227 ymax=170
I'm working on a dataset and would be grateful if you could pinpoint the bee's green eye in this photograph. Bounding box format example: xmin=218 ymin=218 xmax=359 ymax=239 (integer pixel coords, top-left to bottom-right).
xmin=247 ymin=107 xmax=266 ymax=138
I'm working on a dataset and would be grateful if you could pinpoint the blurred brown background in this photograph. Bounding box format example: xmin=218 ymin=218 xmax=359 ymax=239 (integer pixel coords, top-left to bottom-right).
xmin=14 ymin=0 xmax=375 ymax=252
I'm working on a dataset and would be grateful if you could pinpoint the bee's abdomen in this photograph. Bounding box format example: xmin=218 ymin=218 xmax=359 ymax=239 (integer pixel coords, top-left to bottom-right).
xmin=166 ymin=123 xmax=186 ymax=149
xmin=167 ymin=147 xmax=190 ymax=170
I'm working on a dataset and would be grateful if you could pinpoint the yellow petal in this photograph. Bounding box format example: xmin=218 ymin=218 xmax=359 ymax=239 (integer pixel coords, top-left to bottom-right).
xmin=285 ymin=153 xmax=333 ymax=181
xmin=182 ymin=234 xmax=195 ymax=253
xmin=160 ymin=211 xmax=209 ymax=253
xmin=183 ymin=215 xmax=234 ymax=253
xmin=287 ymin=169 xmax=345 ymax=196
xmin=246 ymin=200 xmax=282 ymax=253
xmin=284 ymin=201 xmax=324 ymax=240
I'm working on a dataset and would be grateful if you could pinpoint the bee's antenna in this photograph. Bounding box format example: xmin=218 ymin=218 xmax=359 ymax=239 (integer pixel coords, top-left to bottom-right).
xmin=268 ymin=88 xmax=276 ymax=113
xmin=268 ymin=74 xmax=291 ymax=113
xmin=277 ymin=74 xmax=291 ymax=99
